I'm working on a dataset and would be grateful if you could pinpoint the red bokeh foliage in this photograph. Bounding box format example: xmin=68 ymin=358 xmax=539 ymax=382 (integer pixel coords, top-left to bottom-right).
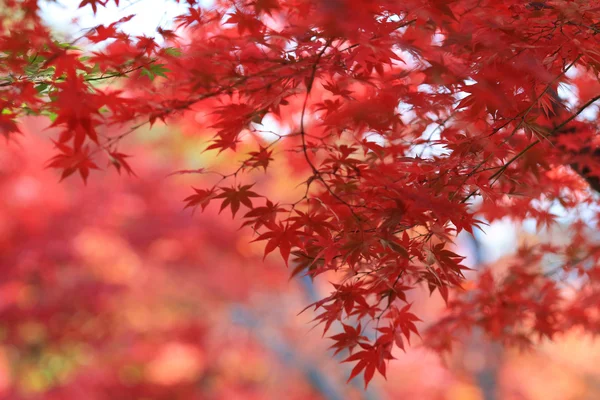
xmin=3 ymin=0 xmax=600 ymax=388
xmin=0 ymin=128 xmax=337 ymax=398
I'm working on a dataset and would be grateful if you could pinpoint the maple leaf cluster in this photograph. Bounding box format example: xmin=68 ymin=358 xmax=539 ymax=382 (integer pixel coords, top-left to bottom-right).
xmin=5 ymin=0 xmax=600 ymax=388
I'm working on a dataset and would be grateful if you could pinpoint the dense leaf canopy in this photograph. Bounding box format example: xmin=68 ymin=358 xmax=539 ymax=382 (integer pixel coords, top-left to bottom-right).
xmin=3 ymin=0 xmax=600 ymax=387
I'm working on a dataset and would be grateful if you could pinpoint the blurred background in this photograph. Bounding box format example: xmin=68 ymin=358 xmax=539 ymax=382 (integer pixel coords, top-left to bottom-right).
xmin=1 ymin=1 xmax=600 ymax=399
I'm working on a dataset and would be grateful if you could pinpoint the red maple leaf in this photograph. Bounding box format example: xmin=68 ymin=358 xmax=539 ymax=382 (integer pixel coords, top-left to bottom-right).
xmin=343 ymin=343 xmax=394 ymax=388
xmin=253 ymin=222 xmax=303 ymax=266
xmin=79 ymin=0 xmax=107 ymax=14
xmin=328 ymin=323 xmax=368 ymax=355
xmin=215 ymin=184 xmax=261 ymax=218
xmin=46 ymin=141 xmax=99 ymax=184
xmin=108 ymin=151 xmax=136 ymax=176
xmin=184 ymin=187 xmax=217 ymax=212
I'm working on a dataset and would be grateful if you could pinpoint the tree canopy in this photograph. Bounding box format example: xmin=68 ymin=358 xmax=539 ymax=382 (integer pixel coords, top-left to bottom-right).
xmin=3 ymin=0 xmax=600 ymax=388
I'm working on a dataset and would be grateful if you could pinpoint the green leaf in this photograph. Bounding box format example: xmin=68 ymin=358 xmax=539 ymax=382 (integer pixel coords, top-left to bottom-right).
xmin=140 ymin=67 xmax=154 ymax=81
xmin=35 ymin=83 xmax=49 ymax=93
xmin=55 ymin=41 xmax=81 ymax=51
xmin=42 ymin=111 xmax=58 ymax=122
xmin=28 ymin=54 xmax=45 ymax=64
xmin=164 ymin=47 xmax=182 ymax=57
xmin=89 ymin=63 xmax=101 ymax=75
xmin=141 ymin=64 xmax=170 ymax=81
xmin=149 ymin=63 xmax=170 ymax=79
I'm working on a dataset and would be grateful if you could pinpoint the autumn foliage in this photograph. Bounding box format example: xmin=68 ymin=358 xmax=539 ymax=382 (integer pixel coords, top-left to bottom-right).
xmin=4 ymin=0 xmax=600 ymax=389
